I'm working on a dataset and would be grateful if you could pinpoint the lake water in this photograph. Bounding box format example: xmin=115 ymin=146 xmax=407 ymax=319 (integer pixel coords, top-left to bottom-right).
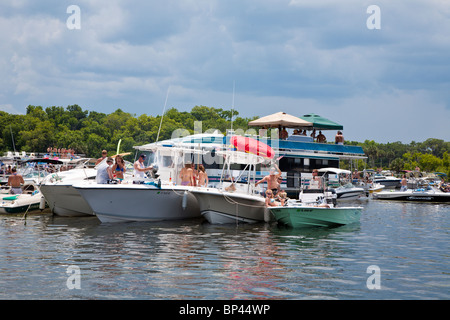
xmin=0 ymin=199 xmax=448 ymax=301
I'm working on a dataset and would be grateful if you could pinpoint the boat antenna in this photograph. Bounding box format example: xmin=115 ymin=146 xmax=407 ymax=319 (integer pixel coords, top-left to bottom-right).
xmin=230 ymin=80 xmax=235 ymax=134
xmin=10 ymin=125 xmax=16 ymax=153
xmin=156 ymin=86 xmax=170 ymax=143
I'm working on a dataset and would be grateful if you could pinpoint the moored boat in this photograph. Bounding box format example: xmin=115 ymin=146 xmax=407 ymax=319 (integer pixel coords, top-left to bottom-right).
xmin=190 ymin=148 xmax=269 ymax=224
xmin=372 ymin=173 xmax=401 ymax=189
xmin=0 ymin=183 xmax=46 ymax=214
xmin=39 ymin=166 xmax=97 ymax=217
xmin=73 ymin=145 xmax=202 ymax=223
xmin=318 ymin=168 xmax=366 ymax=201
xmin=270 ymin=205 xmax=363 ymax=228
xmin=373 ymin=186 xmax=450 ymax=202
xmin=73 ymin=182 xmax=200 ymax=223
xmin=269 ymin=176 xmax=363 ymax=228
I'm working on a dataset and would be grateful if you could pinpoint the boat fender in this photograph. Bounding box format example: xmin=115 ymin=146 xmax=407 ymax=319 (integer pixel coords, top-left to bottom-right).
xmin=39 ymin=196 xmax=46 ymax=210
xmin=182 ymin=191 xmax=188 ymax=210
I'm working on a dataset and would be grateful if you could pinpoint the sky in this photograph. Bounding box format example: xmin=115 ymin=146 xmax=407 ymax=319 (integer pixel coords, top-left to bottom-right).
xmin=1 ymin=0 xmax=449 ymax=143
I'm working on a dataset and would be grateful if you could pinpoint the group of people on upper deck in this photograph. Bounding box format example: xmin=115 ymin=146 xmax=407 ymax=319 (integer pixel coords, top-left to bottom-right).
xmin=275 ymin=127 xmax=344 ymax=144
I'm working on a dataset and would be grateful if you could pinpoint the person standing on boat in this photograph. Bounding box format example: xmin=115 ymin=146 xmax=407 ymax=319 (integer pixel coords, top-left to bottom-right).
xmin=256 ymin=163 xmax=282 ymax=195
xmin=96 ymin=157 xmax=114 ymax=184
xmin=197 ymin=165 xmax=208 ymax=187
xmin=309 ymin=169 xmax=322 ymax=189
xmin=335 ymin=131 xmax=344 ymax=145
xmin=317 ymin=131 xmax=326 ymax=143
xmin=7 ymin=167 xmax=24 ymax=194
xmin=400 ymin=175 xmax=408 ymax=191
xmin=133 ymin=154 xmax=153 ymax=181
xmin=95 ymin=150 xmax=108 ymax=165
xmin=179 ymin=162 xmax=195 ymax=186
xmin=112 ymin=155 xmax=126 ymax=183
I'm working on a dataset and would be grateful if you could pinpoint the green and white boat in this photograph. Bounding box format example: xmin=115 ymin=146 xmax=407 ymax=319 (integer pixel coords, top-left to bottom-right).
xmin=270 ymin=204 xmax=362 ymax=228
xmin=269 ymin=176 xmax=363 ymax=228
xmin=0 ymin=184 xmax=46 ymax=214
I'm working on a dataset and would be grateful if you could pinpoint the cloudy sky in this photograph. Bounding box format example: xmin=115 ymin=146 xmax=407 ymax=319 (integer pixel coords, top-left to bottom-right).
xmin=1 ymin=0 xmax=449 ymax=143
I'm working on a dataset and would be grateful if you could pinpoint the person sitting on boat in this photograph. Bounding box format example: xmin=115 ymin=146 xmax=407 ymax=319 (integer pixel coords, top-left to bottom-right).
xmin=256 ymin=163 xmax=282 ymax=195
xmin=112 ymin=155 xmax=126 ymax=183
xmin=133 ymin=154 xmax=154 ymax=182
xmin=309 ymin=169 xmax=322 ymax=189
xmin=277 ymin=190 xmax=288 ymax=206
xmin=7 ymin=167 xmax=24 ymax=194
xmin=197 ymin=164 xmax=208 ymax=187
xmin=179 ymin=162 xmax=195 ymax=186
xmin=97 ymin=157 xmax=114 ymax=184
xmin=316 ymin=131 xmax=326 ymax=143
xmin=265 ymin=189 xmax=281 ymax=207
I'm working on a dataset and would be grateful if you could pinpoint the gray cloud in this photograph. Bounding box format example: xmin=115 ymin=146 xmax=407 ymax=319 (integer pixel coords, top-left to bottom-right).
xmin=0 ymin=0 xmax=449 ymax=142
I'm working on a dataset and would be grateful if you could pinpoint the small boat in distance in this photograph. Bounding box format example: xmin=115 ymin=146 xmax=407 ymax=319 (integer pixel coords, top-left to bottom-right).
xmin=317 ymin=168 xmax=366 ymax=201
xmin=373 ymin=186 xmax=450 ymax=203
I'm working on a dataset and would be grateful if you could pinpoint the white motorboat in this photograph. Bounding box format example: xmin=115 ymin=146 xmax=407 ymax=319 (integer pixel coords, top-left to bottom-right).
xmin=73 ymin=182 xmax=200 ymax=223
xmin=73 ymin=145 xmax=202 ymax=223
xmin=39 ymin=166 xmax=97 ymax=217
xmin=372 ymin=173 xmax=401 ymax=189
xmin=0 ymin=182 xmax=46 ymax=214
xmin=318 ymin=168 xmax=366 ymax=200
xmin=373 ymin=186 xmax=450 ymax=202
xmin=190 ymin=149 xmax=268 ymax=224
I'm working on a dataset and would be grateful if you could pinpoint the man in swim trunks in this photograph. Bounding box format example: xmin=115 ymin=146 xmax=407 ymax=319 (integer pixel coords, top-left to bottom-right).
xmin=256 ymin=163 xmax=282 ymax=195
xmin=7 ymin=167 xmax=24 ymax=194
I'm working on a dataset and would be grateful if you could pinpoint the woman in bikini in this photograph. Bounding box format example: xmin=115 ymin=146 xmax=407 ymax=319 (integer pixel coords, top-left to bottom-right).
xmin=112 ymin=155 xmax=126 ymax=183
xmin=265 ymin=189 xmax=281 ymax=207
xmin=179 ymin=163 xmax=194 ymax=186
xmin=197 ymin=165 xmax=208 ymax=187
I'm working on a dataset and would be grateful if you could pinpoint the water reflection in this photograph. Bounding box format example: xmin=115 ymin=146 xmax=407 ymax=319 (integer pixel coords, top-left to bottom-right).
xmin=0 ymin=200 xmax=449 ymax=299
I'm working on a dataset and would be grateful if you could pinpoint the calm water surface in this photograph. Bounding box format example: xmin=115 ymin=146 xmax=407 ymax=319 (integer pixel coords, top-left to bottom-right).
xmin=0 ymin=200 xmax=448 ymax=300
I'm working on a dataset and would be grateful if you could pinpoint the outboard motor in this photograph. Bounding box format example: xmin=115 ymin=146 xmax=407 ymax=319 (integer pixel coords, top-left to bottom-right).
xmin=325 ymin=188 xmax=337 ymax=206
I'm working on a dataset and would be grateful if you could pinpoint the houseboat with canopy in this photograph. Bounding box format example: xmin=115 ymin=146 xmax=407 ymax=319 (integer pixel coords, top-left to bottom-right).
xmin=135 ymin=112 xmax=367 ymax=199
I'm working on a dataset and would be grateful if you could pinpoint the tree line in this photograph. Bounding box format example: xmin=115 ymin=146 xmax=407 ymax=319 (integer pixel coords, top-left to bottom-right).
xmin=1 ymin=104 xmax=449 ymax=178
xmin=0 ymin=105 xmax=253 ymax=160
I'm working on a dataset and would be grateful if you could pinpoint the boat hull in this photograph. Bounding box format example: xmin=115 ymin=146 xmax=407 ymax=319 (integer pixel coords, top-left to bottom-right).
xmin=270 ymin=206 xmax=362 ymax=228
xmin=336 ymin=188 xmax=365 ymax=200
xmin=74 ymin=184 xmax=200 ymax=223
xmin=39 ymin=184 xmax=94 ymax=217
xmin=373 ymin=190 xmax=450 ymax=202
xmin=191 ymin=188 xmax=267 ymax=224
